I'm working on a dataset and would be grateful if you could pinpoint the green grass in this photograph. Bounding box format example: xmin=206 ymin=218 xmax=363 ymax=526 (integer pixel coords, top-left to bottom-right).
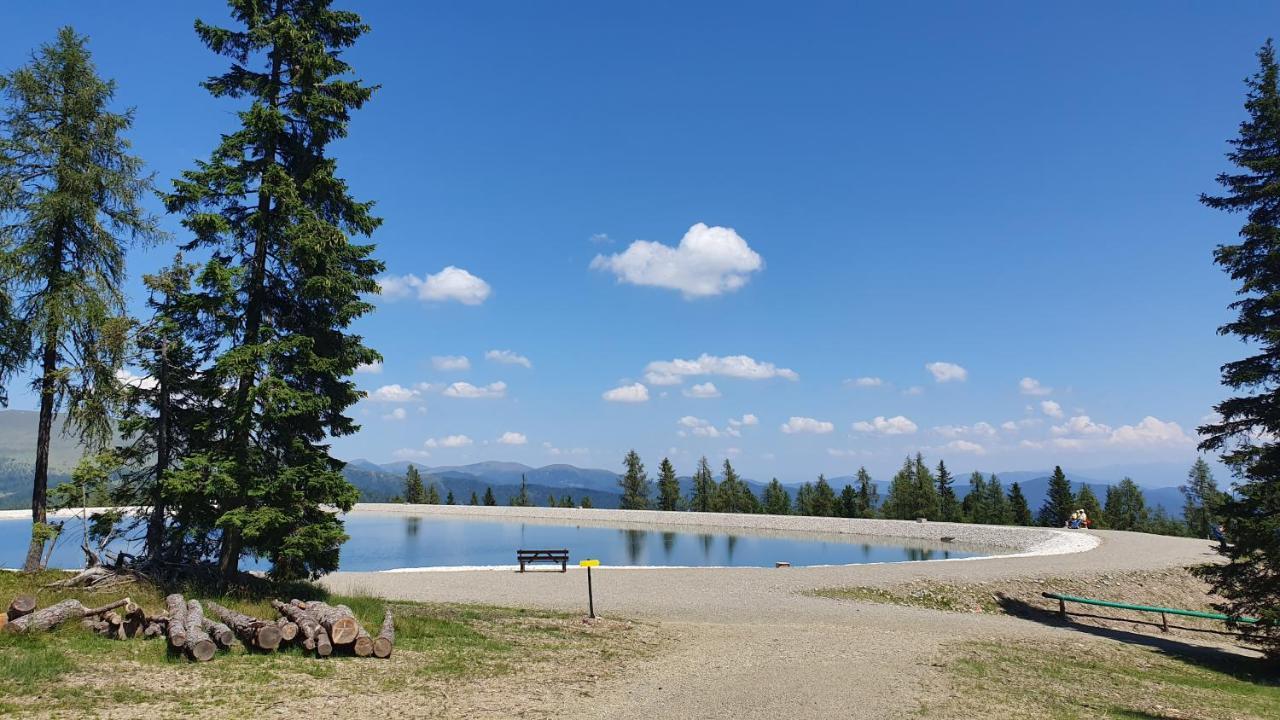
xmin=932 ymin=640 xmax=1280 ymax=719
xmin=810 ymin=584 xmax=1001 ymax=613
xmin=0 ymin=570 xmax=649 ymax=718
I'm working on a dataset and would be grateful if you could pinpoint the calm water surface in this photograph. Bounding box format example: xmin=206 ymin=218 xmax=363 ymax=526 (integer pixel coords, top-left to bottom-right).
xmin=0 ymin=513 xmax=984 ymax=570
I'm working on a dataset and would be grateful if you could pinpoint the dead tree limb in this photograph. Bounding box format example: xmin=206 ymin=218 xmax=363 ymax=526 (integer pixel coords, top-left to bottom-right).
xmin=5 ymin=597 xmax=130 ymax=633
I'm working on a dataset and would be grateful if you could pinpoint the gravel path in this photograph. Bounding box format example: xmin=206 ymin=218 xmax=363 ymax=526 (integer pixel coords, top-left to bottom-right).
xmin=323 ymin=505 xmax=1222 ymax=718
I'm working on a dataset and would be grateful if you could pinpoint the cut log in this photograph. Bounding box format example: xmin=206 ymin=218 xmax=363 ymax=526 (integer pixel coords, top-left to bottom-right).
xmin=300 ymin=600 xmax=359 ymax=645
xmin=201 ymin=616 xmax=234 ymax=649
xmin=314 ymin=626 xmax=333 ymax=657
xmin=143 ymin=622 xmax=164 ymax=639
xmin=275 ymin=617 xmax=298 ymax=642
xmin=351 ymin=625 xmax=374 ymax=657
xmin=373 ymin=608 xmax=394 ymax=658
xmin=205 ymin=600 xmax=281 ymax=651
xmin=8 ymin=595 xmax=36 ymax=621
xmin=183 ymin=600 xmax=217 ymax=662
xmin=165 ymin=594 xmax=188 ymax=649
xmin=5 ymin=597 xmax=129 ymax=633
xmin=272 ymin=599 xmax=320 ymax=643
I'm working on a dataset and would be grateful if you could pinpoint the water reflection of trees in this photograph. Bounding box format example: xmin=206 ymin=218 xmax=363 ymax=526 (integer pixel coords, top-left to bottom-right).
xmin=404 ymin=517 xmax=420 ymax=538
xmin=623 ymin=529 xmax=646 ymax=564
xmin=905 ymin=548 xmax=935 ymax=562
xmin=661 ymin=532 xmax=675 ymax=557
xmin=726 ymin=535 xmax=738 ymax=563
xmin=699 ymin=533 xmax=713 ymax=559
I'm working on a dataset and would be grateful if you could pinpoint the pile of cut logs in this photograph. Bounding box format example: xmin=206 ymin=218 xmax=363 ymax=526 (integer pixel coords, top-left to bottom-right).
xmin=3 ymin=593 xmax=394 ymax=663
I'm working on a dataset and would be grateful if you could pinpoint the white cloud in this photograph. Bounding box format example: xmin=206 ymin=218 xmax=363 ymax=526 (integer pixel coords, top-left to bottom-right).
xmin=683 ymin=382 xmax=721 ymax=399
xmin=391 ymin=448 xmax=431 ymax=460
xmin=1108 ymin=416 xmax=1193 ymax=447
xmin=848 ymin=376 xmax=883 ymax=388
xmin=780 ymin=416 xmax=835 ymax=435
xmin=442 ymin=381 xmax=507 ymax=399
xmin=728 ymin=413 xmax=759 ymax=427
xmin=115 ymin=369 xmax=158 ymax=391
xmin=354 ymin=361 xmax=382 ymax=375
xmin=1040 ymin=400 xmax=1064 ymax=418
xmin=382 ymin=407 xmax=408 ymax=421
xmin=1052 ymin=415 xmax=1110 ymax=437
xmin=1001 ymin=421 xmax=1019 ymax=432
xmin=852 ymin=415 xmax=918 ymax=435
xmin=497 ymin=431 xmax=528 ymax=445
xmin=542 ymin=441 xmax=589 ymax=457
xmin=643 ymin=353 xmax=798 ymax=386
xmin=926 ymin=362 xmax=968 ymax=383
xmin=944 ymin=440 xmax=986 ymax=455
xmin=678 ymin=416 xmax=721 ymax=437
xmin=378 ymin=266 xmax=491 ymax=305
xmin=368 ymin=384 xmax=420 ymax=402
xmin=425 ymin=434 xmax=473 ymax=448
xmin=602 ymin=382 xmax=649 ymax=403
xmin=1053 ymin=438 xmax=1084 ymax=450
xmin=934 ymin=421 xmax=997 ymax=439
xmin=1019 ymin=377 xmax=1052 ymax=396
xmin=485 ymin=349 xmax=532 ymax=368
xmin=590 ymin=222 xmax=764 ymax=299
xmin=432 ymin=355 xmax=471 ymax=371
xmin=827 ymin=448 xmax=867 ymax=458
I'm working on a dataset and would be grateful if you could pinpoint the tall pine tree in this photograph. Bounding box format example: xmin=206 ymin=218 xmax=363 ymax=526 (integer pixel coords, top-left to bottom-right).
xmin=1181 ymin=457 xmax=1226 ymax=538
xmin=1075 ymin=484 xmax=1103 ymax=528
xmin=403 ymin=466 xmax=426 ymax=504
xmin=163 ymin=1 xmax=383 ymax=582
xmin=656 ymin=457 xmax=681 ymax=511
xmin=618 ymin=450 xmax=651 ymax=510
xmin=762 ymin=478 xmax=791 ymax=515
xmin=1103 ymin=478 xmax=1149 ymax=531
xmin=1198 ymin=39 xmax=1280 ymax=654
xmin=1038 ymin=466 xmax=1075 ymax=527
xmin=936 ymin=460 xmax=960 ymax=522
xmin=688 ymin=456 xmax=716 ymax=512
xmin=1007 ymin=482 xmax=1032 ymax=526
xmin=0 ymin=28 xmax=162 ymax=569
xmin=854 ymin=467 xmax=878 ymax=518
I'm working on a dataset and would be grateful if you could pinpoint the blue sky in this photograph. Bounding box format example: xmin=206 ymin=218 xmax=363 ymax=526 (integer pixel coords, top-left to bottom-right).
xmin=3 ymin=1 xmax=1275 ymax=483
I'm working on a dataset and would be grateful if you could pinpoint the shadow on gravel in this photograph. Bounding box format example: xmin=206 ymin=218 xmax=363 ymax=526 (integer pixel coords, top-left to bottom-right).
xmin=994 ymin=595 xmax=1277 ymax=685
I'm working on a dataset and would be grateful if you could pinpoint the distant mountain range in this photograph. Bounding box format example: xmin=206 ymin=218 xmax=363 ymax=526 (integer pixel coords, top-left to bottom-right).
xmin=0 ymin=409 xmax=1189 ymax=516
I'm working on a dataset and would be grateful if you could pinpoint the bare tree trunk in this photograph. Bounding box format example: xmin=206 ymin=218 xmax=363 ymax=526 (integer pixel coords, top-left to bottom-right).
xmin=6 ymin=597 xmax=128 ymax=633
xmin=145 ymin=340 xmax=169 ymax=561
xmin=23 ymin=339 xmax=58 ymax=571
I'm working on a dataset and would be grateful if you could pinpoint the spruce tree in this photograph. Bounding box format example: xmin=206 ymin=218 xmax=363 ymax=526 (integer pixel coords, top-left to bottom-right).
xmin=1007 ymin=482 xmax=1032 ymax=525
xmin=962 ymin=471 xmax=987 ymax=522
xmin=811 ymin=474 xmax=837 ymax=517
xmin=855 ymin=467 xmax=878 ymax=517
xmin=838 ymin=484 xmax=858 ymax=518
xmin=580 ymin=495 xmax=593 ymax=509
xmin=984 ymin=474 xmax=1010 ymax=525
xmin=688 ymin=456 xmax=716 ymax=512
xmin=403 ymin=466 xmax=427 ymax=504
xmin=936 ymin=460 xmax=960 ymax=522
xmin=656 ymin=457 xmax=681 ymax=511
xmin=424 ymin=483 xmax=440 ymax=505
xmin=762 ymin=478 xmax=791 ymax=515
xmin=1102 ymin=478 xmax=1148 ymax=531
xmin=618 ymin=450 xmax=651 ymax=510
xmin=1038 ymin=466 xmax=1075 ymax=527
xmin=0 ymin=28 xmax=162 ymax=569
xmin=469 ymin=491 xmax=479 ymax=506
xmin=1181 ymin=458 xmax=1226 ymax=538
xmin=795 ymin=482 xmax=816 ymax=516
xmin=881 ymin=457 xmax=917 ymax=520
xmin=510 ymin=474 xmax=531 ymax=507
xmin=163 ymin=0 xmax=382 ymax=582
xmin=446 ymin=490 xmax=456 ymax=505
xmin=483 ymin=487 xmax=497 ymax=506
xmin=1075 ymin=484 xmax=1103 ymax=528
xmin=912 ymin=453 xmax=939 ymax=520
xmin=1199 ymin=39 xmax=1280 ymax=654
xmin=715 ymin=459 xmax=757 ymax=513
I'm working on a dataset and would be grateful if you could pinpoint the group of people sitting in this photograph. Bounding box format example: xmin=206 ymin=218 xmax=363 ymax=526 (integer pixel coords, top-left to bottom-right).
xmin=1066 ymin=509 xmax=1091 ymax=529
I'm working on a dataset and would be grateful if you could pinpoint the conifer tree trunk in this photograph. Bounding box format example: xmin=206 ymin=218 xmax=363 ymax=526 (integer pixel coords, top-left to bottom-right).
xmin=24 ymin=338 xmax=59 ymax=571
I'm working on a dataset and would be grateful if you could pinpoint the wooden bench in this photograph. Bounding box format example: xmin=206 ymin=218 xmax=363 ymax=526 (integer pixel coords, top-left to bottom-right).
xmin=517 ymin=549 xmax=569 ymax=572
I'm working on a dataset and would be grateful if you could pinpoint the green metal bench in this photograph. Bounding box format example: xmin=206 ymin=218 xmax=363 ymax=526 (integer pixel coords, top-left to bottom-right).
xmin=1042 ymin=592 xmax=1261 ymax=631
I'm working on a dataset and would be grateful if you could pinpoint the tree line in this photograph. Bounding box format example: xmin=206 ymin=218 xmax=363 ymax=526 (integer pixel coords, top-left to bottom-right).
xmin=610 ymin=449 xmax=1227 ymax=538
xmin=0 ymin=1 xmax=380 ymax=584
xmin=393 ymin=467 xmax=594 ymax=509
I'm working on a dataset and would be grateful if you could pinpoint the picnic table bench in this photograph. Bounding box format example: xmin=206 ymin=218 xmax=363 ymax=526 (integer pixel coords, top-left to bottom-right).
xmin=517 ymin=549 xmax=569 ymax=572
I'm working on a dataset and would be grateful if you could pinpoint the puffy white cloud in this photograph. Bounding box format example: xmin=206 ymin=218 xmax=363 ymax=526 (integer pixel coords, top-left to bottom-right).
xmin=354 ymin=361 xmax=382 ymax=375
xmin=780 ymin=416 xmax=835 ymax=434
xmin=643 ymin=353 xmax=798 ymax=386
xmin=602 ymin=382 xmax=649 ymax=403
xmin=497 ymin=431 xmax=528 ymax=445
xmin=847 ymin=376 xmax=883 ymax=388
xmin=590 ymin=223 xmax=764 ymax=299
xmin=425 ymin=434 xmax=472 ymax=448
xmin=378 ymin=266 xmax=491 ymax=305
xmin=934 ymin=421 xmax=997 ymax=438
xmin=485 ymin=349 xmax=532 ymax=368
xmin=944 ymin=440 xmax=986 ymax=455
xmin=926 ymin=362 xmax=968 ymax=383
xmin=382 ymin=407 xmax=408 ymax=421
xmin=442 ymin=381 xmax=507 ymax=399
xmin=115 ymin=369 xmax=158 ymax=391
xmin=1001 ymin=421 xmax=1019 ymax=432
xmin=1040 ymin=400 xmax=1064 ymax=418
xmin=853 ymin=415 xmax=918 ymax=435
xmin=1052 ymin=415 xmax=1111 ymax=437
xmin=677 ymin=416 xmax=721 ymax=437
xmin=683 ymin=382 xmax=721 ymax=399
xmin=1019 ymin=377 xmax=1052 ymax=396
xmin=368 ymin=384 xmax=420 ymax=402
xmin=1108 ymin=416 xmax=1192 ymax=447
xmin=432 ymin=355 xmax=471 ymax=371
xmin=728 ymin=413 xmax=759 ymax=427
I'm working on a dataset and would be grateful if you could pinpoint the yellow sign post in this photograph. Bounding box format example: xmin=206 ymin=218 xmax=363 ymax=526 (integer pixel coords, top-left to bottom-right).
xmin=579 ymin=559 xmax=600 ymax=618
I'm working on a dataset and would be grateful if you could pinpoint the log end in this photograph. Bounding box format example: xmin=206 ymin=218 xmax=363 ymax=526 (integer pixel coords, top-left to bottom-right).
xmin=330 ymin=617 xmax=358 ymax=645
xmin=187 ymin=639 xmax=217 ymax=662
xmin=352 ymin=635 xmax=374 ymax=657
xmin=372 ymin=637 xmax=392 ymax=658
xmin=168 ymin=631 xmax=188 ymax=649
xmin=255 ymin=625 xmax=282 ymax=651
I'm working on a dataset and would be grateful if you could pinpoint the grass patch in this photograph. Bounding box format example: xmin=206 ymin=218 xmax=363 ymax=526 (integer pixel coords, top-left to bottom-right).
xmin=812 ymin=584 xmax=999 ymax=613
xmin=0 ymin=570 xmax=657 ymax=718
xmin=931 ymin=640 xmax=1279 ymax=719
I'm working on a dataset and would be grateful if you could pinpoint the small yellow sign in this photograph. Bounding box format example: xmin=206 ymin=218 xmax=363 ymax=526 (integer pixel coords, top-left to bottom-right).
xmin=578 ymin=559 xmax=600 ymax=567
